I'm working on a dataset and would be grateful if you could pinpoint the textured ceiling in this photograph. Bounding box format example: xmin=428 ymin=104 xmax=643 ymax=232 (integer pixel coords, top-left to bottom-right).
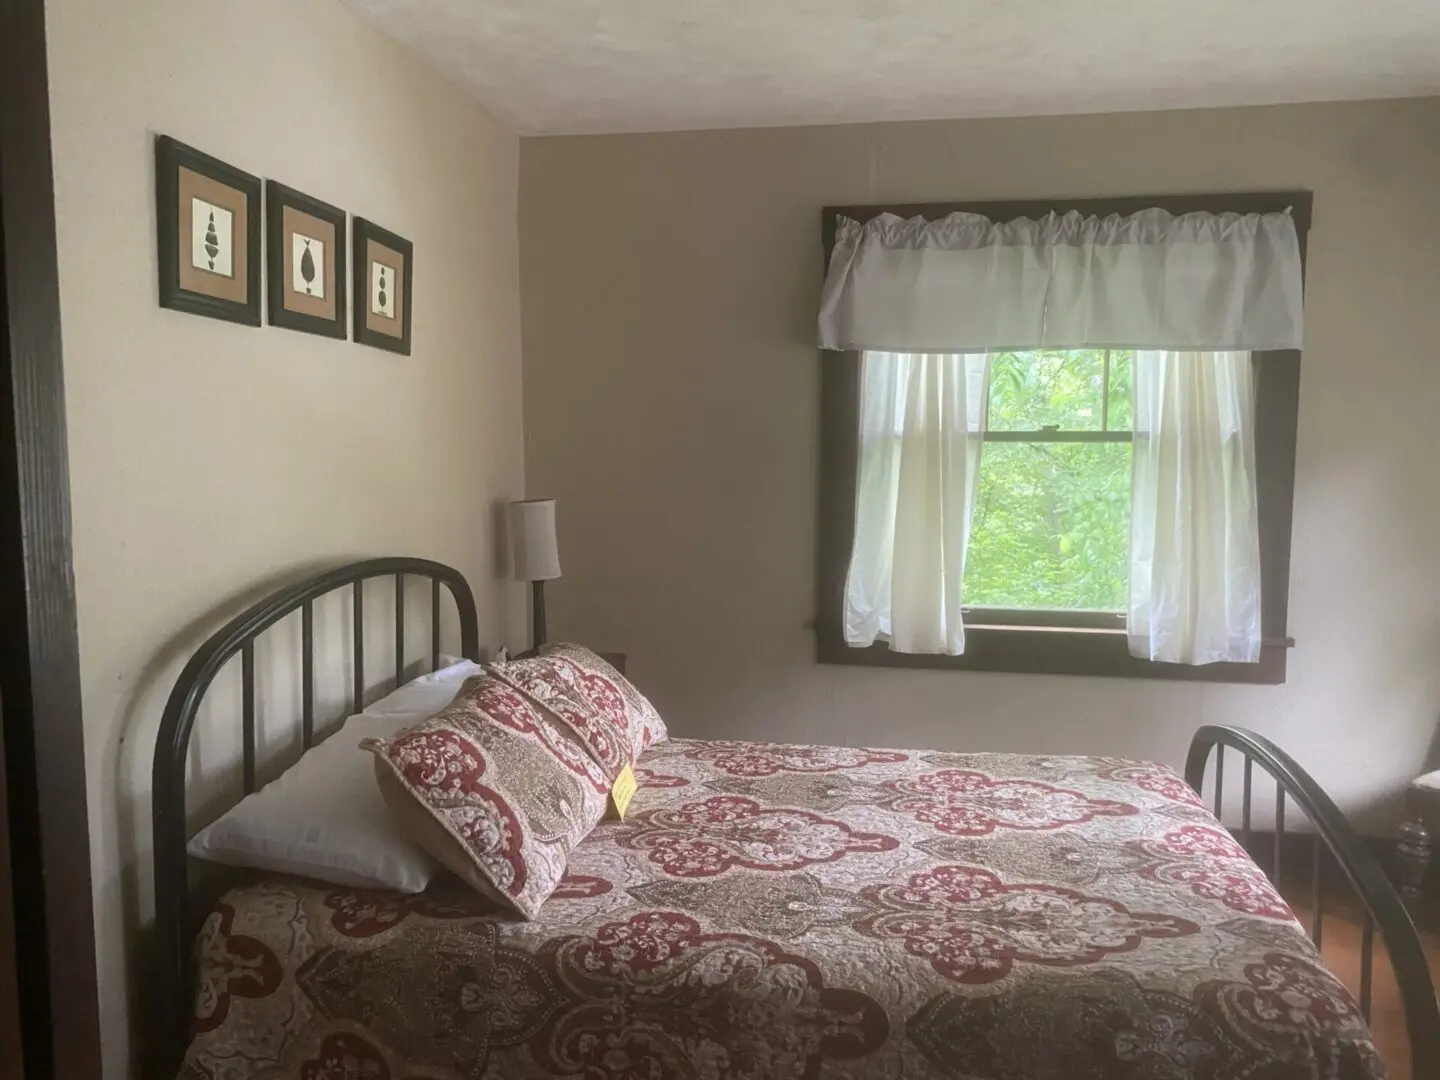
xmin=343 ymin=0 xmax=1440 ymax=135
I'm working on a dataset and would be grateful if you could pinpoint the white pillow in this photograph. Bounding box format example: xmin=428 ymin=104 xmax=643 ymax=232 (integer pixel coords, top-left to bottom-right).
xmin=362 ymin=655 xmax=478 ymax=718
xmin=186 ymin=658 xmax=482 ymax=892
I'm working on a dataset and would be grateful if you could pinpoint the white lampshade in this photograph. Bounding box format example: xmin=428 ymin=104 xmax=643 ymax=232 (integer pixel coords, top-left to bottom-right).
xmin=508 ymin=499 xmax=561 ymax=582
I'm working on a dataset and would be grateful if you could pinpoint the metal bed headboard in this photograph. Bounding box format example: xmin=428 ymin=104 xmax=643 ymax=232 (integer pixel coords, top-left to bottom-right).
xmin=150 ymin=557 xmax=479 ymax=1076
xmin=1186 ymin=725 xmax=1439 ymax=1078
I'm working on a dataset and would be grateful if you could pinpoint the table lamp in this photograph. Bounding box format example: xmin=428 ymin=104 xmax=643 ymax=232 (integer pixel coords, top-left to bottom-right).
xmin=508 ymin=498 xmax=560 ymax=649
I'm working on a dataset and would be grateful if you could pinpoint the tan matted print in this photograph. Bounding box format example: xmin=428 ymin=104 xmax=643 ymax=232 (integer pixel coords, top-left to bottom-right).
xmin=177 ymin=167 xmax=248 ymax=304
xmin=365 ymin=239 xmax=405 ymax=339
xmin=281 ymin=206 xmax=337 ymax=320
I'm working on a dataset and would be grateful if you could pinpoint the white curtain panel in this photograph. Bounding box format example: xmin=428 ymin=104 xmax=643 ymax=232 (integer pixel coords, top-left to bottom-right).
xmin=819 ymin=209 xmax=1303 ymax=353
xmin=845 ymin=351 xmax=988 ymax=655
xmin=1129 ymin=350 xmax=1262 ymax=664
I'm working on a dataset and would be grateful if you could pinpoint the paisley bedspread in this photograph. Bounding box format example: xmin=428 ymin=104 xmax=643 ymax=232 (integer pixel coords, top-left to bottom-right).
xmin=179 ymin=738 xmax=1384 ymax=1079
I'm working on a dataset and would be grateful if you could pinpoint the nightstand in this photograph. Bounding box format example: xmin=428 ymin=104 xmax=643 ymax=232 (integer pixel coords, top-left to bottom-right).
xmin=1398 ymin=772 xmax=1439 ymax=913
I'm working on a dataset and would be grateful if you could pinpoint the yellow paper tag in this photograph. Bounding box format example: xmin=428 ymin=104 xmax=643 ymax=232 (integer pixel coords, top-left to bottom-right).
xmin=609 ymin=764 xmax=637 ymax=820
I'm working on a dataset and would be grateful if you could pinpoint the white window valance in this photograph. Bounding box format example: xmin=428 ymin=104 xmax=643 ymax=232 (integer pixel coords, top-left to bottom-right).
xmin=818 ymin=208 xmax=1304 ymax=353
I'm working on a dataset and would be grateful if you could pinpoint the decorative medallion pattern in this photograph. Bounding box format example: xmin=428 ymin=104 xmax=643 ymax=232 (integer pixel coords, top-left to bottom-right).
xmin=881 ymin=768 xmax=1137 ymax=837
xmin=619 ymin=795 xmax=899 ymax=877
xmin=855 ymin=864 xmax=1199 ymax=984
xmin=181 ymin=738 xmax=1381 ymax=1080
xmin=685 ymin=739 xmax=909 ymax=777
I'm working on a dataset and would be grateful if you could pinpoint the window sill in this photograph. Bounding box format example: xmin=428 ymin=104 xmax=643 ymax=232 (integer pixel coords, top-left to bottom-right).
xmin=816 ymin=624 xmax=1288 ymax=684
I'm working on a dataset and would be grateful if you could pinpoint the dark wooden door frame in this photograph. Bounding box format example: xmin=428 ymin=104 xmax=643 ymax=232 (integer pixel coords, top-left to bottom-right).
xmin=0 ymin=0 xmax=104 ymax=1077
xmin=0 ymin=693 xmax=25 ymax=1080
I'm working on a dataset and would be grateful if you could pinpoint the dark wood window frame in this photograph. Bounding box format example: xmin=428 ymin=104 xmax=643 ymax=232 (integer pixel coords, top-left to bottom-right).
xmin=816 ymin=191 xmax=1311 ymax=685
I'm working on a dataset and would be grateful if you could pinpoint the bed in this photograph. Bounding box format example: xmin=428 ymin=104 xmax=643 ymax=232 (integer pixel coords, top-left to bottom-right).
xmin=154 ymin=559 xmax=1438 ymax=1080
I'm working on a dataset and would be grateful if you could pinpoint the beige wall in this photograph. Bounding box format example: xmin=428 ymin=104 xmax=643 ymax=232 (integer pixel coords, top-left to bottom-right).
xmin=521 ymin=100 xmax=1440 ymax=830
xmin=46 ymin=0 xmax=524 ymax=1073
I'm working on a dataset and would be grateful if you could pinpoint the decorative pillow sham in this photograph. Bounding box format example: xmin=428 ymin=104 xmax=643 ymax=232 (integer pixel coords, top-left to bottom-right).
xmin=538 ymin=643 xmax=669 ymax=758
xmin=485 ymin=650 xmax=636 ymax=779
xmin=362 ymin=673 xmax=610 ymax=918
xmin=185 ymin=658 xmax=482 ymax=892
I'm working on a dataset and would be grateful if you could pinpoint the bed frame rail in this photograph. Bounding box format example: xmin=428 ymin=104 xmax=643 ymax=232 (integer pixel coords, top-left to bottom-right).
xmin=1186 ymin=725 xmax=1439 ymax=1077
xmin=150 ymin=557 xmax=479 ymax=1077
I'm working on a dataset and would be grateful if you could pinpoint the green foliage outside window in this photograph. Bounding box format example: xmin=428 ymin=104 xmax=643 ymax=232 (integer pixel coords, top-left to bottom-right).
xmin=964 ymin=350 xmax=1134 ymax=612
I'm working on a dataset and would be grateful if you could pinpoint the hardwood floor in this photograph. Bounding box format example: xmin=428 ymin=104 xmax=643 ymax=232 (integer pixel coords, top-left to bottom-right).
xmin=1278 ymin=876 xmax=1439 ymax=1080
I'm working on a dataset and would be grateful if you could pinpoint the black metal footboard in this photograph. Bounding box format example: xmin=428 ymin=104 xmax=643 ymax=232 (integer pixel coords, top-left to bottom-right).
xmin=1186 ymin=725 xmax=1438 ymax=1077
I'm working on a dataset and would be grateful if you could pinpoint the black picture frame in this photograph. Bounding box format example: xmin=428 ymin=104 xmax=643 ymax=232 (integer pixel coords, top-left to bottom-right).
xmin=352 ymin=217 xmax=413 ymax=355
xmin=265 ymin=181 xmax=347 ymax=339
xmin=154 ymin=135 xmax=261 ymax=326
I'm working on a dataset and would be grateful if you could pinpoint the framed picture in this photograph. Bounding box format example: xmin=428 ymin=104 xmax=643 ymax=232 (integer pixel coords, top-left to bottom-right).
xmin=352 ymin=217 xmax=413 ymax=355
xmin=266 ymin=181 xmax=347 ymax=339
xmin=155 ymin=135 xmax=262 ymax=326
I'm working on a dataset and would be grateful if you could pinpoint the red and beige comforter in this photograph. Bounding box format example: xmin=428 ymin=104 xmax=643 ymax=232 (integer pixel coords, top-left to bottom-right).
xmin=180 ymin=738 xmax=1383 ymax=1079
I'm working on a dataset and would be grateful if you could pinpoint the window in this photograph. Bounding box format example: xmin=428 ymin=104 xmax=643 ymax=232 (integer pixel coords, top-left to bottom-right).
xmin=816 ymin=192 xmax=1307 ymax=684
xmin=964 ymin=349 xmax=1133 ymax=619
